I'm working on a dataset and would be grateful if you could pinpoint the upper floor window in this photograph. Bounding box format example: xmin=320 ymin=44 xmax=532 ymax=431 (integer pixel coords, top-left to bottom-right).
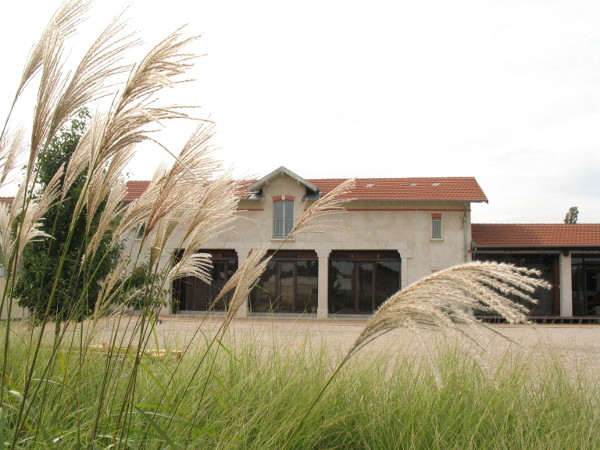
xmin=273 ymin=199 xmax=294 ymax=238
xmin=432 ymin=214 xmax=442 ymax=239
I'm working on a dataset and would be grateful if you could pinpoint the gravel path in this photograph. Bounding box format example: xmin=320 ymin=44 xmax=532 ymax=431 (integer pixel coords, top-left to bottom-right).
xmin=14 ymin=314 xmax=600 ymax=377
xmin=77 ymin=314 xmax=600 ymax=377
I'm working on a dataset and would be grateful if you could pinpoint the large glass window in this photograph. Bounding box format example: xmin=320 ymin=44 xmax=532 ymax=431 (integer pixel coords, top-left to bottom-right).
xmin=572 ymin=255 xmax=600 ymax=316
xmin=329 ymin=251 xmax=401 ymax=314
xmin=172 ymin=250 xmax=238 ymax=312
xmin=250 ymin=251 xmax=318 ymax=313
xmin=474 ymin=253 xmax=558 ymax=315
xmin=273 ymin=200 xmax=294 ymax=238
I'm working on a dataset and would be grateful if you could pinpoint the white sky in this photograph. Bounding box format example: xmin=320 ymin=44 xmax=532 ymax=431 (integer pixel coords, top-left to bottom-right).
xmin=2 ymin=0 xmax=600 ymax=223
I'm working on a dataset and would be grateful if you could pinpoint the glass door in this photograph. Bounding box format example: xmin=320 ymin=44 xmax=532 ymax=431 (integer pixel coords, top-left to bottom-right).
xmin=329 ymin=251 xmax=401 ymax=314
xmin=572 ymin=256 xmax=600 ymax=316
xmin=250 ymin=254 xmax=318 ymax=313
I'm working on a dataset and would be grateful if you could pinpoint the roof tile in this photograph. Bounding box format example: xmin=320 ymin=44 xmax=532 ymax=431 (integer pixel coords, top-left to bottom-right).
xmin=309 ymin=177 xmax=487 ymax=202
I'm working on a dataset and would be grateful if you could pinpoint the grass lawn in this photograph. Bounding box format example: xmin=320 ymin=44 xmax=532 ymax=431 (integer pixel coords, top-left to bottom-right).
xmin=2 ymin=318 xmax=599 ymax=448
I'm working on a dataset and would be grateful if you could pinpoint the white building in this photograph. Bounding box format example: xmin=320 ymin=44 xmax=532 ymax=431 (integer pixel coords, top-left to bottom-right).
xmin=3 ymin=166 xmax=599 ymax=321
xmin=126 ymin=166 xmax=488 ymax=319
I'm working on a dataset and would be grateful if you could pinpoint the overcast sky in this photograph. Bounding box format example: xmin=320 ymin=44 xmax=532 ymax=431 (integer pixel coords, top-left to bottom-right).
xmin=2 ymin=0 xmax=600 ymax=223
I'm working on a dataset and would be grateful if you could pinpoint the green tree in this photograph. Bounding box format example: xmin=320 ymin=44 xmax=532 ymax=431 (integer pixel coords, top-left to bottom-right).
xmin=564 ymin=206 xmax=579 ymax=224
xmin=14 ymin=110 xmax=121 ymax=328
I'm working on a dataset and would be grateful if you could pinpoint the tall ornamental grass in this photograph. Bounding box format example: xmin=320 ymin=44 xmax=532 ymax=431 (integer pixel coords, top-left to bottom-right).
xmin=1 ymin=333 xmax=599 ymax=449
xmin=0 ymin=0 xmax=570 ymax=448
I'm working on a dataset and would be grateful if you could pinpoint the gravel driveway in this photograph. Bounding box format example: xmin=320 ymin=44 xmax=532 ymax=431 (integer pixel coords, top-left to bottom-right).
xmin=76 ymin=314 xmax=600 ymax=378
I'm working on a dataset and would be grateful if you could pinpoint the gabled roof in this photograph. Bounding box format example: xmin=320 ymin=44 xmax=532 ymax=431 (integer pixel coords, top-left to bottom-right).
xmin=247 ymin=166 xmax=319 ymax=193
xmin=472 ymin=224 xmax=600 ymax=248
xmin=125 ymin=176 xmax=487 ymax=203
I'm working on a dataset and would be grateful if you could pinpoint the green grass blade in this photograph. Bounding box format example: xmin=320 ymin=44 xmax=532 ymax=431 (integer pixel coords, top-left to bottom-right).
xmin=215 ymin=337 xmax=250 ymax=368
xmin=0 ymin=406 xmax=4 ymax=448
xmin=133 ymin=406 xmax=180 ymax=449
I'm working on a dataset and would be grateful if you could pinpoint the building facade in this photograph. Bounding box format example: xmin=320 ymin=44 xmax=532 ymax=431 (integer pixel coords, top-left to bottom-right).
xmin=127 ymin=166 xmax=487 ymax=318
xmin=3 ymin=167 xmax=599 ymax=320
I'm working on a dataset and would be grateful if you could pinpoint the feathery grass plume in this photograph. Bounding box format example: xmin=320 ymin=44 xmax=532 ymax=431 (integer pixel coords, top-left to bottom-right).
xmin=28 ymin=29 xmax=68 ymax=180
xmin=0 ymin=128 xmax=26 ymax=188
xmin=113 ymin=165 xmax=165 ymax=242
xmin=90 ymin=256 xmax=130 ymax=326
xmin=177 ymin=173 xmax=239 ymax=262
xmin=116 ymin=122 xmax=220 ymax=253
xmin=0 ymin=181 xmax=30 ymax=264
xmin=291 ymin=178 xmax=355 ymax=235
xmin=166 ymin=252 xmax=213 ymax=285
xmin=0 ymin=204 xmax=13 ymax=265
xmin=222 ymin=247 xmax=271 ymax=323
xmin=16 ymin=0 xmax=89 ymax=100
xmin=65 ymin=30 xmax=199 ymax=210
xmin=62 ymin=112 xmax=107 ymax=195
xmin=347 ymin=262 xmax=550 ymax=359
xmin=143 ymin=123 xmax=219 ymax=236
xmin=96 ymin=103 xmax=188 ymax=172
xmin=84 ymin=179 xmax=126 ymax=261
xmin=115 ymin=129 xmax=228 ymax=252
xmin=25 ymin=8 xmax=135 ymax=181
xmin=83 ymin=141 xmax=133 ymax=227
xmin=148 ymin=209 xmax=185 ymax=265
xmin=50 ymin=16 xmax=138 ymax=142
xmin=12 ymin=165 xmax=65 ymax=263
xmin=116 ymin=28 xmax=197 ymax=113
xmin=0 ymin=165 xmax=63 ymax=285
xmin=159 ymin=176 xmax=239 ymax=293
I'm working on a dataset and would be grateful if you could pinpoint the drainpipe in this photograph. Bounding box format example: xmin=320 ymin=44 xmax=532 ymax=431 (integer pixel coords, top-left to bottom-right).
xmin=463 ymin=201 xmax=468 ymax=263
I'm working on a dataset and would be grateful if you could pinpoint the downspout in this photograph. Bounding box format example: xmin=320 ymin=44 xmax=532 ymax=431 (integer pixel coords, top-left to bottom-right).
xmin=463 ymin=201 xmax=468 ymax=263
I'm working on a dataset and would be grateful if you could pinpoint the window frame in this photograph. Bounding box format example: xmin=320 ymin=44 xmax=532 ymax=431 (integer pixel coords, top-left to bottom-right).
xmin=431 ymin=214 xmax=442 ymax=239
xmin=272 ymin=196 xmax=295 ymax=238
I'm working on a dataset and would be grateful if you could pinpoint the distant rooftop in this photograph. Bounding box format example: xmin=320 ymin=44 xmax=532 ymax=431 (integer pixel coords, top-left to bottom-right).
xmin=472 ymin=223 xmax=600 ymax=248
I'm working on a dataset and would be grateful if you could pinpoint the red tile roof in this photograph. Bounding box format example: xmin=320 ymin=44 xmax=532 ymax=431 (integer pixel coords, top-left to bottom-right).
xmin=309 ymin=177 xmax=487 ymax=202
xmin=0 ymin=197 xmax=13 ymax=205
xmin=123 ymin=180 xmax=255 ymax=201
xmin=125 ymin=177 xmax=488 ymax=203
xmin=472 ymin=224 xmax=600 ymax=248
xmin=123 ymin=181 xmax=150 ymax=202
